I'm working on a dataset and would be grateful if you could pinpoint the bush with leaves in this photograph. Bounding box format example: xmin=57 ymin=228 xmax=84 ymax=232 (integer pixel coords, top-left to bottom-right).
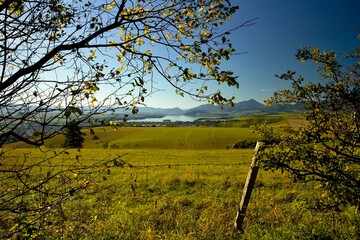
xmin=227 ymin=140 xmax=257 ymax=149
xmin=255 ymin=38 xmax=360 ymax=210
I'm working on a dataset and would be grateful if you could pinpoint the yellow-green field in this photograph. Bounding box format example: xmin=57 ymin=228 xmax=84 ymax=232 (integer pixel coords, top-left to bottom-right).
xmin=8 ymin=113 xmax=302 ymax=150
xmin=8 ymin=126 xmax=260 ymax=149
xmin=1 ymin=115 xmax=359 ymax=239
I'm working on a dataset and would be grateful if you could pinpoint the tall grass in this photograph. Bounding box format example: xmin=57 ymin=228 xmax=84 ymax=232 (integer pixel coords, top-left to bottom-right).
xmin=1 ymin=148 xmax=359 ymax=239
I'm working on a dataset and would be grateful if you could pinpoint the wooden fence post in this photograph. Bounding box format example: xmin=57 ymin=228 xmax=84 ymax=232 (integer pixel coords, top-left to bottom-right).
xmin=234 ymin=141 xmax=264 ymax=232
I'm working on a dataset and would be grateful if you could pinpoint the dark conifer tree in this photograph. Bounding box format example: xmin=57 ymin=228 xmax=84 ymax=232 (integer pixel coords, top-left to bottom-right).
xmin=63 ymin=121 xmax=85 ymax=148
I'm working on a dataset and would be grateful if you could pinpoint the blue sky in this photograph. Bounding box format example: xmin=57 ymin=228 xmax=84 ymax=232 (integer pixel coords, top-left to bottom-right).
xmin=144 ymin=0 xmax=360 ymax=109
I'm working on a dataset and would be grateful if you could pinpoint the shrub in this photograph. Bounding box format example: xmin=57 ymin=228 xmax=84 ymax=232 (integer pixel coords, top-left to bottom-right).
xmin=227 ymin=140 xmax=257 ymax=149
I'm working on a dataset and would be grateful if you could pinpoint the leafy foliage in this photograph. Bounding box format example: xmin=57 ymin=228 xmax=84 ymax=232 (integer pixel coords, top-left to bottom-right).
xmin=0 ymin=0 xmax=252 ymax=146
xmin=0 ymin=1 xmax=252 ymax=238
xmin=255 ymin=40 xmax=360 ymax=209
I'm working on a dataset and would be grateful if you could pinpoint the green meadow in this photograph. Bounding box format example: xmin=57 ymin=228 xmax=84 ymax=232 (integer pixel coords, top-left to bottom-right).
xmin=1 ymin=114 xmax=359 ymax=239
xmin=64 ymin=126 xmax=257 ymax=150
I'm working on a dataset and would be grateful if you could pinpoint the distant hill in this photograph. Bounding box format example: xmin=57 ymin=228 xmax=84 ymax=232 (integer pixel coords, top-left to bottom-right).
xmin=232 ymin=99 xmax=265 ymax=111
xmin=123 ymin=99 xmax=304 ymax=118
xmin=266 ymin=103 xmax=304 ymax=112
xmin=183 ymin=99 xmax=264 ymax=117
xmin=137 ymin=107 xmax=184 ymax=115
xmin=183 ymin=99 xmax=304 ymax=117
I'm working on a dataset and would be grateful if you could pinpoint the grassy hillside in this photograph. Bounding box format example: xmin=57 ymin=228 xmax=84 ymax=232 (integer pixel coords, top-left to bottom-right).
xmin=8 ymin=126 xmax=259 ymax=149
xmin=86 ymin=126 xmax=259 ymax=149
xmin=8 ymin=113 xmax=305 ymax=149
xmin=4 ymin=113 xmax=356 ymax=239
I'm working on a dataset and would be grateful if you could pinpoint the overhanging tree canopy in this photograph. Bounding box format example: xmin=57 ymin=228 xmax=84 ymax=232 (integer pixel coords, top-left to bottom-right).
xmin=0 ymin=1 xmax=253 ymax=237
xmin=0 ymin=0 xmax=253 ymax=146
xmin=255 ymin=40 xmax=360 ymax=210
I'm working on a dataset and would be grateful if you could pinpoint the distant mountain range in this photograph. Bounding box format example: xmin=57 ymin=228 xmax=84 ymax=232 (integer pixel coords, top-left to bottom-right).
xmin=131 ymin=99 xmax=304 ymax=119
xmin=1 ymin=99 xmax=304 ymax=125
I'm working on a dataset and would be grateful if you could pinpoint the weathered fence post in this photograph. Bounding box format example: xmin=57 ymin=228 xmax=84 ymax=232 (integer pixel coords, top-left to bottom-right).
xmin=234 ymin=141 xmax=264 ymax=232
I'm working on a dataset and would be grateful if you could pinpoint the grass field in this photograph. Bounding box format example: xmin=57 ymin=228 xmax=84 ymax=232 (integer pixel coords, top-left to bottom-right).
xmin=8 ymin=113 xmax=303 ymax=150
xmin=8 ymin=126 xmax=260 ymax=149
xmin=1 ymin=114 xmax=359 ymax=239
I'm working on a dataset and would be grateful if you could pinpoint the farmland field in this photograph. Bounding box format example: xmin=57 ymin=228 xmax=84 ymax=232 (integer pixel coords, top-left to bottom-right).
xmin=1 ymin=115 xmax=359 ymax=239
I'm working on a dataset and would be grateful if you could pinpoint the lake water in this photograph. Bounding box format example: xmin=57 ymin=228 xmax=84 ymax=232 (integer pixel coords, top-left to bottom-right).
xmin=129 ymin=115 xmax=203 ymax=122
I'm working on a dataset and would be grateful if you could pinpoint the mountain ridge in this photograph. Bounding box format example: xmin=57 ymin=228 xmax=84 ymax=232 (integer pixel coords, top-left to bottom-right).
xmin=135 ymin=99 xmax=304 ymax=118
